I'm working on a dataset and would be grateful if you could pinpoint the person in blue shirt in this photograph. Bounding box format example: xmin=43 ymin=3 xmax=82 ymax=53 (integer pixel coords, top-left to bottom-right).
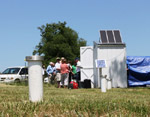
xmin=46 ymin=62 xmax=56 ymax=84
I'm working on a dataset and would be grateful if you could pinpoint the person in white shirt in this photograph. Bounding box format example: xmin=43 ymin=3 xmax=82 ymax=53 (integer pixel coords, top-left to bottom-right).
xmin=55 ymin=57 xmax=61 ymax=88
xmin=75 ymin=57 xmax=81 ymax=84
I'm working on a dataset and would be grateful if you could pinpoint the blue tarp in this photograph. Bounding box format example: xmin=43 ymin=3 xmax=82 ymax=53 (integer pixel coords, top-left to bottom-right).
xmin=127 ymin=56 xmax=150 ymax=87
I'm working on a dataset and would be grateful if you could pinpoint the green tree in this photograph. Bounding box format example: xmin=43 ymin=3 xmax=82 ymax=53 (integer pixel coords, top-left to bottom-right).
xmin=33 ymin=21 xmax=87 ymax=65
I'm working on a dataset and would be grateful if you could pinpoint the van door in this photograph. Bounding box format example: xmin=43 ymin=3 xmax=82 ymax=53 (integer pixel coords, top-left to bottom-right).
xmin=19 ymin=68 xmax=28 ymax=81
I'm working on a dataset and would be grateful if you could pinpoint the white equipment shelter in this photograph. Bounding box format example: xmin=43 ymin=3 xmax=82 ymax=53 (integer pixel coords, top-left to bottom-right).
xmin=80 ymin=30 xmax=127 ymax=88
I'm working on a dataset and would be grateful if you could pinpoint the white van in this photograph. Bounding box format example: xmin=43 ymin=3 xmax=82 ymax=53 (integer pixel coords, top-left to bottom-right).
xmin=0 ymin=66 xmax=28 ymax=83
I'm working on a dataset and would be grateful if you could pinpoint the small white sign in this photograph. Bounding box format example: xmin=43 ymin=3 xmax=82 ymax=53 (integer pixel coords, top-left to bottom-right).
xmin=95 ymin=60 xmax=106 ymax=68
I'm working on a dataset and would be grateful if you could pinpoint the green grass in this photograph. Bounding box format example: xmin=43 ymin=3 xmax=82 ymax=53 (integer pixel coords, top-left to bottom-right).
xmin=0 ymin=83 xmax=150 ymax=116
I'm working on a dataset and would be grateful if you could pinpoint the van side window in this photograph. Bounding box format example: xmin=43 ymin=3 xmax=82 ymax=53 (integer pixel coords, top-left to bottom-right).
xmin=20 ymin=68 xmax=28 ymax=75
xmin=2 ymin=68 xmax=20 ymax=74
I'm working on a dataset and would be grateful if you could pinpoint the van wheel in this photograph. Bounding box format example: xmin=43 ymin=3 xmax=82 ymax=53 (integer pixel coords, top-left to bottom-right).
xmin=14 ymin=79 xmax=20 ymax=83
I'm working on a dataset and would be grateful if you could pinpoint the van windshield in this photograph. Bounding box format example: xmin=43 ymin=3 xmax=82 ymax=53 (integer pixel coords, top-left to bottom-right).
xmin=2 ymin=68 xmax=20 ymax=74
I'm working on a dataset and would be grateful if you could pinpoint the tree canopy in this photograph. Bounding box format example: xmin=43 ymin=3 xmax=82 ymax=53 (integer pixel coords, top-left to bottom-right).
xmin=33 ymin=21 xmax=87 ymax=65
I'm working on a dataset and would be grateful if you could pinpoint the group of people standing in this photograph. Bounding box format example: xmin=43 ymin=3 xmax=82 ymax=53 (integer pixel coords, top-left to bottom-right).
xmin=46 ymin=57 xmax=81 ymax=88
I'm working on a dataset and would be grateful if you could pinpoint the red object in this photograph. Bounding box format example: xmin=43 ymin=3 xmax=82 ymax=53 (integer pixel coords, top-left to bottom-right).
xmin=70 ymin=81 xmax=78 ymax=89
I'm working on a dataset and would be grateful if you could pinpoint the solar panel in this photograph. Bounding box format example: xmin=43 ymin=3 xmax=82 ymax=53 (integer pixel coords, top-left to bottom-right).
xmin=100 ymin=31 xmax=108 ymax=43
xmin=114 ymin=30 xmax=122 ymax=43
xmin=100 ymin=30 xmax=123 ymax=44
xmin=107 ymin=31 xmax=115 ymax=43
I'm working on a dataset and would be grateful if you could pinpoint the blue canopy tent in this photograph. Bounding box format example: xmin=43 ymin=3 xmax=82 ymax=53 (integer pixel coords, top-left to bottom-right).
xmin=127 ymin=56 xmax=150 ymax=87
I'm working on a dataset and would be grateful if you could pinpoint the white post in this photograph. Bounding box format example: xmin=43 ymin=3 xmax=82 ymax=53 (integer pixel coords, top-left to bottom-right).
xmin=26 ymin=56 xmax=44 ymax=102
xmin=101 ymin=77 xmax=107 ymax=92
xmin=107 ymin=79 xmax=112 ymax=90
xmin=100 ymin=68 xmax=106 ymax=92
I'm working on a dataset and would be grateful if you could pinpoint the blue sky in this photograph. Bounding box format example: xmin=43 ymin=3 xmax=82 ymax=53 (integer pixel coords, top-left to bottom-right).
xmin=0 ymin=0 xmax=150 ymax=72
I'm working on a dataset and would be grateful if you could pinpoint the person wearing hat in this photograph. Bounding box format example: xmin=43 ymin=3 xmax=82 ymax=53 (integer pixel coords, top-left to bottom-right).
xmin=60 ymin=57 xmax=65 ymax=64
xmin=46 ymin=62 xmax=56 ymax=84
xmin=55 ymin=57 xmax=61 ymax=88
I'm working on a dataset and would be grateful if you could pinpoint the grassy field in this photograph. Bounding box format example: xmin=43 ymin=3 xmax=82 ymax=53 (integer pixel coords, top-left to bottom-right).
xmin=0 ymin=83 xmax=150 ymax=117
